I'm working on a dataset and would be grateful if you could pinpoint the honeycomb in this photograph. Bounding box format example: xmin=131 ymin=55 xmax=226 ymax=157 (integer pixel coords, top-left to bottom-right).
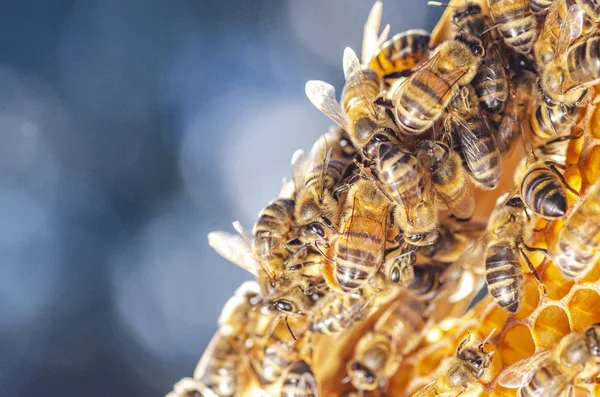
xmin=168 ymin=0 xmax=600 ymax=396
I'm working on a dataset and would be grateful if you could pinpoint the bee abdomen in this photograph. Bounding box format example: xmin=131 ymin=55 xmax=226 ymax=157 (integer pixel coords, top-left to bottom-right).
xmin=369 ymin=29 xmax=431 ymax=78
xmin=376 ymin=143 xmax=420 ymax=203
xmin=529 ymin=0 xmax=552 ymax=13
xmin=521 ymin=166 xmax=567 ymax=219
xmin=472 ymin=61 xmax=508 ymax=114
xmin=568 ymin=36 xmax=600 ymax=83
xmin=310 ymin=296 xmax=369 ymax=334
xmin=336 ymin=246 xmax=379 ymax=292
xmin=281 ymin=360 xmax=317 ymax=397
xmin=495 ymin=11 xmax=536 ymax=54
xmin=403 ymin=263 xmax=445 ymax=300
xmin=485 ymin=243 xmax=523 ymax=313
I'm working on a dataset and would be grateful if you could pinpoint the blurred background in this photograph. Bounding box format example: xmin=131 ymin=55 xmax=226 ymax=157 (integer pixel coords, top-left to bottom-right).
xmin=0 ymin=1 xmax=443 ymax=395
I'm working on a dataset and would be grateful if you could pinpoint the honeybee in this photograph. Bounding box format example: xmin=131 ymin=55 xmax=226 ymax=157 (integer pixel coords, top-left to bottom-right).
xmin=375 ymin=142 xmax=440 ymax=245
xmin=309 ymin=288 xmax=375 ymax=335
xmin=498 ymin=324 xmax=600 ymax=396
xmin=327 ymin=178 xmax=389 ymax=293
xmin=551 ymin=178 xmax=600 ymax=279
xmin=529 ymin=100 xmax=579 ymax=144
xmin=167 ymin=378 xmax=220 ymax=397
xmin=453 ymin=2 xmax=509 ymax=114
xmin=189 ymin=282 xmax=261 ymax=397
xmin=420 ymin=220 xmax=486 ymax=263
xmin=487 ymin=0 xmax=537 ymax=54
xmin=414 ymin=332 xmax=494 ymax=397
xmin=392 ymin=32 xmax=485 ymax=134
xmin=305 ymin=46 xmax=397 ymax=153
xmin=485 ymin=195 xmax=546 ymax=313
xmin=281 ymin=360 xmax=319 ymax=397
xmin=529 ymin=0 xmax=553 ymax=13
xmin=514 ymin=145 xmax=579 ymax=220
xmin=534 ymin=0 xmax=583 ymax=68
xmin=446 ymin=85 xmax=502 ymax=190
xmin=368 ymin=29 xmax=431 ymax=83
xmin=347 ymin=299 xmax=427 ymax=392
xmin=416 ymin=140 xmax=475 ymax=220
xmin=497 ymin=70 xmax=535 ymax=154
xmin=288 ymin=135 xmax=348 ymax=254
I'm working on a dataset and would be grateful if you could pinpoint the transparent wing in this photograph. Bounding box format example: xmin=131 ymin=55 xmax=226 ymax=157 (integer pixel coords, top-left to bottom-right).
xmin=378 ymin=24 xmax=391 ymax=49
xmin=207 ymin=231 xmax=259 ymax=276
xmin=497 ymin=350 xmax=553 ymax=388
xmin=422 ymin=54 xmax=472 ymax=103
xmin=343 ymin=47 xmax=378 ymax=116
xmin=362 ymin=0 xmax=383 ymax=65
xmin=305 ymin=80 xmax=349 ymax=130
xmin=193 ymin=331 xmax=223 ymax=380
xmin=291 ymin=149 xmax=310 ymax=192
xmin=556 ymin=3 xmax=583 ymax=56
xmin=413 ymin=380 xmax=437 ymax=397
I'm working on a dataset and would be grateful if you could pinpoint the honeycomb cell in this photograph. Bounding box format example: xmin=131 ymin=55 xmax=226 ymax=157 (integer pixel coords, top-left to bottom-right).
xmin=541 ymin=262 xmax=574 ymax=301
xmin=514 ymin=278 xmax=540 ymax=320
xmin=580 ymin=259 xmax=600 ymax=283
xmin=532 ymin=305 xmax=571 ymax=350
xmin=480 ymin=305 xmax=509 ymax=338
xmin=415 ymin=342 xmax=453 ymax=378
xmin=589 ymin=104 xmax=600 ymax=139
xmin=567 ymin=288 xmax=600 ymax=332
xmin=579 ymin=144 xmax=600 ymax=188
xmin=492 ymin=385 xmax=517 ymax=397
xmin=499 ymin=325 xmax=535 ymax=367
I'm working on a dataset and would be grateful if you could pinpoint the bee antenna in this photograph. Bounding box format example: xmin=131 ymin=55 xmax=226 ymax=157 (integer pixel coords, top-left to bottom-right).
xmin=285 ymin=315 xmax=297 ymax=341
xmin=480 ymin=328 xmax=496 ymax=351
xmin=457 ymin=330 xmax=471 ymax=354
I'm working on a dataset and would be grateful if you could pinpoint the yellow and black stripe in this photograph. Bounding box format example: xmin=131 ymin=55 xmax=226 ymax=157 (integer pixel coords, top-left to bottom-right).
xmin=201 ymin=336 xmax=240 ymax=397
xmin=485 ymin=243 xmax=524 ymax=313
xmin=472 ymin=49 xmax=509 ymax=114
xmin=489 ymin=0 xmax=536 ymax=54
xmin=375 ymin=142 xmax=420 ymax=208
xmin=529 ymin=0 xmax=553 ymax=13
xmin=281 ymin=360 xmax=318 ymax=397
xmin=520 ymin=165 xmax=567 ymax=219
xmin=253 ymin=198 xmax=295 ymax=270
xmin=369 ymin=29 xmax=430 ymax=81
xmin=310 ymin=294 xmax=370 ymax=335
xmin=567 ymin=35 xmax=600 ymax=84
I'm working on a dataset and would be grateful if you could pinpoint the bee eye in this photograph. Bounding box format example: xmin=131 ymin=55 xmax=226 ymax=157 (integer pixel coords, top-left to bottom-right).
xmin=543 ymin=94 xmax=556 ymax=107
xmin=309 ymin=223 xmax=325 ymax=237
xmin=408 ymin=234 xmax=423 ymax=242
xmin=275 ymin=300 xmax=294 ymax=313
xmin=351 ymin=362 xmax=360 ymax=371
xmin=390 ymin=266 xmax=401 ymax=283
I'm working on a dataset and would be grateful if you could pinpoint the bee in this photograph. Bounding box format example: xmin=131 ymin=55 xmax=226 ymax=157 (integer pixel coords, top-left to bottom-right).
xmin=167 ymin=378 xmax=220 ymax=397
xmin=453 ymin=2 xmax=509 ymax=114
xmin=529 ymin=0 xmax=553 ymax=13
xmin=281 ymin=360 xmax=319 ymax=397
xmin=534 ymin=0 xmax=583 ymax=68
xmin=375 ymin=142 xmax=440 ymax=245
xmin=309 ymin=288 xmax=375 ymax=335
xmin=305 ymin=45 xmax=397 ymax=154
xmin=392 ymin=32 xmax=485 ymax=134
xmin=487 ymin=0 xmax=537 ymax=54
xmin=497 ymin=70 xmax=535 ymax=154
xmin=420 ymin=220 xmax=486 ymax=263
xmin=445 ymin=85 xmax=502 ymax=190
xmin=514 ymin=145 xmax=579 ymax=220
xmin=288 ymin=135 xmax=349 ymax=254
xmin=498 ymin=324 xmax=600 ymax=396
xmin=551 ymin=178 xmax=600 ymax=279
xmin=485 ymin=195 xmax=547 ymax=313
xmin=529 ymin=100 xmax=579 ymax=144
xmin=328 ymin=178 xmax=389 ymax=293
xmin=414 ymin=331 xmax=494 ymax=397
xmin=368 ymin=29 xmax=431 ymax=83
xmin=416 ymin=140 xmax=475 ymax=221
xmin=347 ymin=299 xmax=427 ymax=392
xmin=189 ymin=282 xmax=262 ymax=397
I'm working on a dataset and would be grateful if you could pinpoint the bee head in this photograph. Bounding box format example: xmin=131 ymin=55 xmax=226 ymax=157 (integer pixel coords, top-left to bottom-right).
xmin=454 ymin=33 xmax=485 ymax=57
xmin=586 ymin=324 xmax=600 ymax=357
xmin=347 ymin=361 xmax=378 ymax=390
xmin=406 ymin=230 xmax=439 ymax=246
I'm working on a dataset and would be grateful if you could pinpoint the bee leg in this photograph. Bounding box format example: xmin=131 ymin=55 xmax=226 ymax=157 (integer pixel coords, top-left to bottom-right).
xmin=545 ymin=161 xmax=581 ymax=197
xmin=314 ymin=240 xmax=335 ymax=262
xmin=518 ymin=244 xmax=548 ymax=296
xmin=284 ymin=315 xmax=297 ymax=341
xmin=333 ymin=183 xmax=351 ymax=201
xmin=456 ymin=330 xmax=471 ymax=355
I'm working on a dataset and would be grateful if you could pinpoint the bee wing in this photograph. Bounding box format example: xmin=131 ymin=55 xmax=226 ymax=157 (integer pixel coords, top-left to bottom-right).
xmin=343 ymin=47 xmax=378 ymax=115
xmin=497 ymin=350 xmax=553 ymax=388
xmin=413 ymin=380 xmax=437 ymax=397
xmin=193 ymin=330 xmax=225 ymax=380
xmin=344 ymin=193 xmax=387 ymax=262
xmin=539 ymin=0 xmax=563 ymax=42
xmin=556 ymin=3 xmax=584 ymax=56
xmin=362 ymin=0 xmax=383 ymax=65
xmin=207 ymin=231 xmax=259 ymax=277
xmin=292 ymin=149 xmax=310 ymax=192
xmin=305 ymin=80 xmax=349 ymax=131
xmin=421 ymin=55 xmax=472 ymax=103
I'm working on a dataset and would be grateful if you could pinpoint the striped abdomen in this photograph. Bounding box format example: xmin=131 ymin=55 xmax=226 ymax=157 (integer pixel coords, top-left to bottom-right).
xmin=529 ymin=103 xmax=574 ymax=144
xmin=199 ymin=336 xmax=240 ymax=397
xmin=472 ymin=50 xmax=509 ymax=114
xmin=374 ymin=300 xmax=426 ymax=353
xmin=335 ymin=196 xmax=387 ymax=292
xmin=376 ymin=143 xmax=421 ymax=211
xmin=257 ymin=335 xmax=296 ymax=385
xmin=310 ymin=294 xmax=371 ymax=334
xmin=395 ymin=68 xmax=455 ymax=133
xmin=485 ymin=243 xmax=524 ymax=313
xmin=369 ymin=29 xmax=431 ymax=80
xmin=567 ymin=35 xmax=600 ymax=85
xmin=521 ymin=165 xmax=568 ymax=219
xmin=453 ymin=113 xmax=501 ymax=190
xmin=281 ymin=360 xmax=318 ymax=397
xmin=489 ymin=0 xmax=537 ymax=54
xmin=521 ymin=362 xmax=570 ymax=397
xmin=431 ymin=147 xmax=475 ymax=220
xmin=553 ymin=185 xmax=600 ymax=279
xmin=401 ymin=262 xmax=447 ymax=300
xmin=304 ymin=158 xmax=346 ymax=191
xmin=253 ymin=198 xmax=295 ymax=269
xmin=529 ymin=0 xmax=553 ymax=13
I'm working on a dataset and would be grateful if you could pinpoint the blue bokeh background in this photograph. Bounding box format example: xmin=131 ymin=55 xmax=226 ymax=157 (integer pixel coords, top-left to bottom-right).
xmin=0 ymin=1 xmax=442 ymax=395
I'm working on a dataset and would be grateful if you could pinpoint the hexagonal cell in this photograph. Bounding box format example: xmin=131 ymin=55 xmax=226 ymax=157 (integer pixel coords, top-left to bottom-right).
xmin=415 ymin=342 xmax=453 ymax=377
xmin=567 ymin=288 xmax=600 ymax=332
xmin=572 ymin=386 xmax=593 ymax=397
xmin=532 ymin=305 xmax=571 ymax=350
xmin=480 ymin=306 xmax=508 ymax=339
xmin=492 ymin=385 xmax=518 ymax=397
xmin=499 ymin=324 xmax=535 ymax=367
xmin=580 ymin=259 xmax=600 ymax=283
xmin=579 ymin=144 xmax=600 ymax=188
xmin=514 ymin=278 xmax=541 ymax=320
xmin=541 ymin=262 xmax=574 ymax=301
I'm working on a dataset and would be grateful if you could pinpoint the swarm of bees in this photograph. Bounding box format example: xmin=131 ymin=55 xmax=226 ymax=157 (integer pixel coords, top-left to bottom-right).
xmin=167 ymin=0 xmax=600 ymax=396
